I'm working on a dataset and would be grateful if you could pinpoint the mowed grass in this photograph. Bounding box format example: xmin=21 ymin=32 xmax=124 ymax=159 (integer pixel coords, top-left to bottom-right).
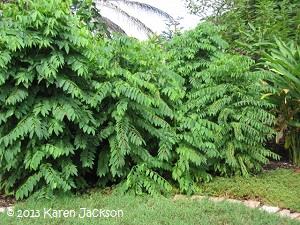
xmin=1 ymin=191 xmax=300 ymax=225
xmin=198 ymin=169 xmax=300 ymax=212
xmin=1 ymin=169 xmax=299 ymax=225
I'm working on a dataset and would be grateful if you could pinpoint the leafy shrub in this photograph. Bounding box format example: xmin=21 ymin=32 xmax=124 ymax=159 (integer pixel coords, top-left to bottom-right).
xmin=167 ymin=23 xmax=278 ymax=193
xmin=263 ymin=39 xmax=300 ymax=166
xmin=186 ymin=0 xmax=300 ymax=166
xmin=0 ymin=0 xmax=278 ymax=199
xmin=0 ymin=0 xmax=107 ymax=199
xmin=0 ymin=0 xmax=181 ymax=199
xmin=92 ymin=36 xmax=184 ymax=195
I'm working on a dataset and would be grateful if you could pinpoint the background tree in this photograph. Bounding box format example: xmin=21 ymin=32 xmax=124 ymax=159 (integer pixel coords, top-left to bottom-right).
xmin=185 ymin=0 xmax=300 ymax=57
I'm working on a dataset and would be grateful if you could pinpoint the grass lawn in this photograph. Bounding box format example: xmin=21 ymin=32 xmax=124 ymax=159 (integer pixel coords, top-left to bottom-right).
xmin=1 ymin=191 xmax=300 ymax=225
xmin=198 ymin=169 xmax=300 ymax=212
xmin=1 ymin=168 xmax=299 ymax=225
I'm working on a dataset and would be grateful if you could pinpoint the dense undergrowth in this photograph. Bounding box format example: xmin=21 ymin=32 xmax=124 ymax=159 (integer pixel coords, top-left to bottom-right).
xmin=0 ymin=0 xmax=279 ymax=199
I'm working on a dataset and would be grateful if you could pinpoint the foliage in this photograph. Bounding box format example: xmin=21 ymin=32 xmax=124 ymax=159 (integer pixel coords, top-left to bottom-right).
xmin=167 ymin=23 xmax=278 ymax=193
xmin=0 ymin=0 xmax=181 ymax=199
xmin=185 ymin=0 xmax=233 ymax=18
xmin=2 ymin=192 xmax=300 ymax=225
xmin=0 ymin=0 xmax=103 ymax=199
xmin=0 ymin=0 xmax=279 ymax=199
xmin=160 ymin=17 xmax=183 ymax=40
xmin=93 ymin=35 xmax=184 ymax=196
xmin=72 ymin=0 xmax=111 ymax=37
xmin=185 ymin=0 xmax=300 ymax=57
xmin=262 ymin=39 xmax=300 ymax=166
xmin=198 ymin=169 xmax=300 ymax=212
xmin=185 ymin=0 xmax=300 ymax=166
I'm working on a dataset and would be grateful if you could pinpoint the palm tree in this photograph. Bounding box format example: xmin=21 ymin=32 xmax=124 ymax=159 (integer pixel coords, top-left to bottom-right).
xmin=94 ymin=0 xmax=175 ymax=37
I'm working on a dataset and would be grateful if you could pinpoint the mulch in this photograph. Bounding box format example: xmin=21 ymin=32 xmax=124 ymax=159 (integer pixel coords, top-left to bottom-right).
xmin=263 ymin=161 xmax=300 ymax=172
xmin=0 ymin=195 xmax=15 ymax=208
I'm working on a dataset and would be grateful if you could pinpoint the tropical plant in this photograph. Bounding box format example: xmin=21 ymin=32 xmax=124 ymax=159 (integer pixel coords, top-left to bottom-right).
xmin=92 ymin=36 xmax=184 ymax=195
xmin=0 ymin=0 xmax=102 ymax=199
xmin=0 ymin=0 xmax=280 ymax=199
xmin=0 ymin=0 xmax=181 ymax=199
xmin=95 ymin=0 xmax=174 ymax=37
xmin=263 ymin=39 xmax=300 ymax=166
xmin=167 ymin=23 xmax=278 ymax=193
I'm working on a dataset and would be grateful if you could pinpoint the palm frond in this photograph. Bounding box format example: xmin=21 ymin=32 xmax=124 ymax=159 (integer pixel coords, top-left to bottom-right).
xmin=102 ymin=16 xmax=127 ymax=34
xmin=96 ymin=1 xmax=154 ymax=36
xmin=110 ymin=0 xmax=174 ymax=21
